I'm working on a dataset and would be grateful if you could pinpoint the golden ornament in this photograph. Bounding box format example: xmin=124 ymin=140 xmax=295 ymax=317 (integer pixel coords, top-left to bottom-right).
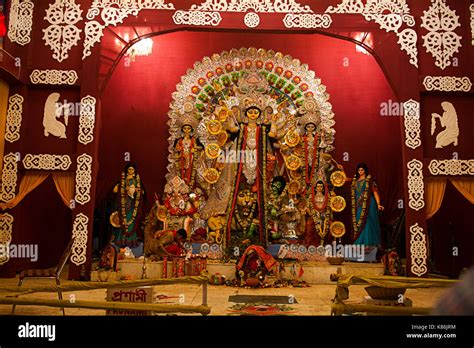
xmin=205 ymin=143 xmax=221 ymax=159
xmin=287 ymin=180 xmax=300 ymax=195
xmin=330 ymin=221 xmax=346 ymax=238
xmin=330 ymin=195 xmax=346 ymax=212
xmin=330 ymin=170 xmax=347 ymax=187
xmin=284 ymin=129 xmax=300 ymax=147
xmin=207 ymin=120 xmax=222 ymax=135
xmin=285 ymin=155 xmax=301 ymax=171
xmin=204 ymin=168 xmax=220 ymax=184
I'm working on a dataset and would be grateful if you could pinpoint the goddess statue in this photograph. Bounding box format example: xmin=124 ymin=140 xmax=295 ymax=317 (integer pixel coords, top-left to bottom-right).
xmin=109 ymin=163 xmax=144 ymax=248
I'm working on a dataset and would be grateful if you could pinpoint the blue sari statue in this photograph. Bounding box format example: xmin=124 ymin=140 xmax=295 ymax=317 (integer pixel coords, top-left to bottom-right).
xmin=351 ymin=163 xmax=384 ymax=256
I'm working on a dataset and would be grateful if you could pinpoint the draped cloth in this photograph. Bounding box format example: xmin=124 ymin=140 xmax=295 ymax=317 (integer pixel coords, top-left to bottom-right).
xmin=52 ymin=172 xmax=75 ymax=207
xmin=0 ymin=172 xmax=75 ymax=210
xmin=449 ymin=178 xmax=474 ymax=204
xmin=236 ymin=245 xmax=277 ymax=271
xmin=425 ymin=177 xmax=447 ymax=219
xmin=425 ymin=177 xmax=474 ymax=219
xmin=0 ymin=173 xmax=49 ymax=210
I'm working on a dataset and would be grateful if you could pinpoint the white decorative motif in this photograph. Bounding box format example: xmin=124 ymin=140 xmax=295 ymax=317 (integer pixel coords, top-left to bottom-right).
xmin=403 ymin=99 xmax=421 ymax=150
xmin=423 ymin=76 xmax=472 ymax=92
xmin=429 ymin=160 xmax=474 ymax=176
xmin=471 ymin=4 xmax=474 ymax=46
xmin=1 ymin=154 xmax=19 ymax=203
xmin=75 ymin=154 xmax=92 ymax=205
xmin=172 ymin=11 xmax=222 ymax=26
xmin=5 ymin=94 xmax=24 ymax=144
xmin=326 ymin=0 xmax=418 ymax=67
xmin=30 ymin=70 xmax=79 ymax=85
xmin=7 ymin=0 xmax=34 ymax=46
xmin=398 ymin=29 xmax=418 ymax=68
xmin=191 ymin=0 xmax=312 ymax=13
xmin=431 ymin=101 xmax=459 ymax=149
xmin=71 ymin=213 xmax=88 ymax=266
xmin=244 ymin=12 xmax=260 ymax=28
xmin=44 ymin=93 xmax=68 ymax=139
xmin=407 ymin=159 xmax=424 ymax=211
xmin=283 ymin=14 xmax=332 ymax=29
xmin=43 ymin=0 xmax=83 ymax=63
xmin=0 ymin=214 xmax=14 ymax=265
xmin=421 ymin=0 xmax=462 ymax=70
xmin=78 ymin=96 xmax=96 ymax=145
xmin=22 ymin=154 xmax=72 ymax=170
xmin=83 ymin=0 xmax=175 ymax=59
xmin=409 ymin=223 xmax=427 ymax=277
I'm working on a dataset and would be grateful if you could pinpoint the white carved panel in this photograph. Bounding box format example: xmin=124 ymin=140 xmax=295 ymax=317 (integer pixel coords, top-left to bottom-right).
xmin=71 ymin=213 xmax=88 ymax=266
xmin=83 ymin=0 xmax=175 ymax=59
xmin=30 ymin=70 xmax=79 ymax=85
xmin=190 ymin=0 xmax=312 ymax=12
xmin=326 ymin=0 xmax=417 ymax=67
xmin=407 ymin=159 xmax=424 ymax=211
xmin=78 ymin=96 xmax=96 ymax=145
xmin=244 ymin=12 xmax=260 ymax=28
xmin=43 ymin=0 xmax=83 ymax=63
xmin=429 ymin=159 xmax=474 ymax=176
xmin=421 ymin=0 xmax=462 ymax=70
xmin=1 ymin=154 xmax=19 ymax=203
xmin=43 ymin=93 xmax=68 ymax=139
xmin=22 ymin=154 xmax=72 ymax=171
xmin=7 ymin=0 xmax=34 ymax=46
xmin=403 ymin=99 xmax=421 ymax=150
xmin=431 ymin=101 xmax=459 ymax=149
xmin=283 ymin=14 xmax=332 ymax=29
xmin=423 ymin=76 xmax=472 ymax=92
xmin=75 ymin=154 xmax=92 ymax=205
xmin=172 ymin=11 xmax=222 ymax=26
xmin=5 ymin=94 xmax=24 ymax=144
xmin=410 ymin=223 xmax=428 ymax=277
xmin=0 ymin=214 xmax=14 ymax=265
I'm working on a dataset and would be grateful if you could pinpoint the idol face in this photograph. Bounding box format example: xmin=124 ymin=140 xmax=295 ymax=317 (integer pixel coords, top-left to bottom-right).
xmin=305 ymin=123 xmax=316 ymax=133
xmin=271 ymin=181 xmax=283 ymax=195
xmin=182 ymin=125 xmax=193 ymax=134
xmin=127 ymin=166 xmax=136 ymax=176
xmin=246 ymin=107 xmax=261 ymax=121
xmin=316 ymin=183 xmax=324 ymax=193
xmin=358 ymin=167 xmax=366 ymax=177
xmin=237 ymin=189 xmax=256 ymax=208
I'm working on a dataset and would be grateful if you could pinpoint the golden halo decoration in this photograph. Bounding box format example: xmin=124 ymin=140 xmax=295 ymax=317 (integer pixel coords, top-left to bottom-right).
xmin=284 ymin=129 xmax=300 ymax=147
xmin=287 ymin=180 xmax=300 ymax=195
xmin=109 ymin=211 xmax=121 ymax=228
xmin=285 ymin=155 xmax=301 ymax=171
xmin=330 ymin=221 xmax=346 ymax=238
xmin=207 ymin=120 xmax=222 ymax=135
xmin=217 ymin=131 xmax=228 ymax=147
xmin=330 ymin=195 xmax=346 ymax=212
xmin=205 ymin=143 xmax=221 ymax=159
xmin=330 ymin=170 xmax=347 ymax=187
xmin=204 ymin=168 xmax=220 ymax=184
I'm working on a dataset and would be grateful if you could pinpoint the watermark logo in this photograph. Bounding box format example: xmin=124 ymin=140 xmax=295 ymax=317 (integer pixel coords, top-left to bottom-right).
xmin=217 ymin=148 xmax=256 ymax=164
xmin=54 ymin=99 xmax=94 ymax=117
xmin=380 ymin=99 xmax=405 ymax=117
xmin=0 ymin=244 xmax=38 ymax=262
xmin=316 ymin=242 xmax=366 ymax=261
xmin=18 ymin=322 xmax=55 ymax=341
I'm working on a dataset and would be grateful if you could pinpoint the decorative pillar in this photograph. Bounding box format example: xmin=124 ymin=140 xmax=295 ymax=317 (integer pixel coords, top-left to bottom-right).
xmin=402 ymin=100 xmax=429 ymax=277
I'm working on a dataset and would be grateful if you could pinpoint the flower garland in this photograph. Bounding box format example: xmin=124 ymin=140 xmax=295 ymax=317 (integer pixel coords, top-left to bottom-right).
xmin=120 ymin=172 xmax=142 ymax=235
xmin=351 ymin=174 xmax=371 ymax=238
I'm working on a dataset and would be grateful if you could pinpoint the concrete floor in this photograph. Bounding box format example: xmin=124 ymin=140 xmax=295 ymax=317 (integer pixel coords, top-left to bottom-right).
xmin=0 ymin=276 xmax=449 ymax=316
